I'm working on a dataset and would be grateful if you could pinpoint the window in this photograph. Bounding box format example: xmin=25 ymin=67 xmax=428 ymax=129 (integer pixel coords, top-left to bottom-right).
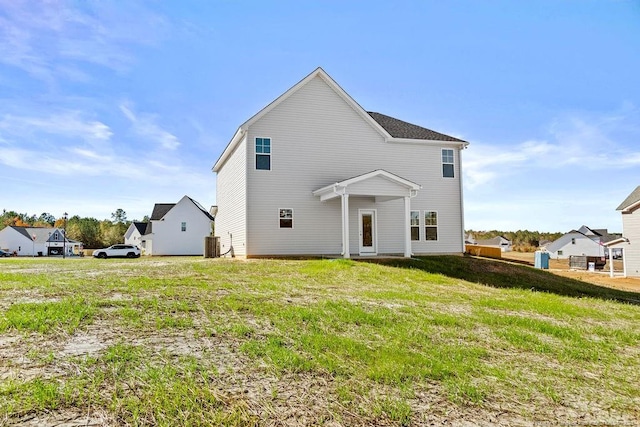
xmin=256 ymin=137 xmax=271 ymax=170
xmin=425 ymin=211 xmax=438 ymax=241
xmin=558 ymin=250 xmax=563 ymax=256
xmin=442 ymin=149 xmax=454 ymax=178
xmin=279 ymin=209 xmax=293 ymax=228
xmin=571 ymin=238 xmax=575 ymax=245
xmin=181 ymin=222 xmax=187 ymax=232
xmin=410 ymin=211 xmax=420 ymax=241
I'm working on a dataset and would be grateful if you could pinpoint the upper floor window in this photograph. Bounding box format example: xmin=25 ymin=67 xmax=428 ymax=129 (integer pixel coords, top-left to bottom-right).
xmin=279 ymin=209 xmax=293 ymax=228
xmin=256 ymin=137 xmax=271 ymax=170
xmin=181 ymin=222 xmax=187 ymax=232
xmin=425 ymin=211 xmax=438 ymax=241
xmin=442 ymin=149 xmax=454 ymax=178
xmin=410 ymin=211 xmax=420 ymax=241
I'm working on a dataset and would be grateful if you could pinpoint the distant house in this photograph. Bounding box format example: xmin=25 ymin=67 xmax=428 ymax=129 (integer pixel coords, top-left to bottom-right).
xmin=124 ymin=222 xmax=148 ymax=248
xmin=605 ymin=186 xmax=640 ymax=277
xmin=138 ymin=195 xmax=214 ymax=256
xmin=213 ymin=67 xmax=468 ymax=258
xmin=474 ymin=236 xmax=512 ymax=252
xmin=0 ymin=226 xmax=82 ymax=256
xmin=545 ymin=225 xmax=618 ymax=259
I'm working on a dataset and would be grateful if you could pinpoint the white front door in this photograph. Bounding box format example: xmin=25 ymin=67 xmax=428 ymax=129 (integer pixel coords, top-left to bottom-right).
xmin=359 ymin=209 xmax=377 ymax=255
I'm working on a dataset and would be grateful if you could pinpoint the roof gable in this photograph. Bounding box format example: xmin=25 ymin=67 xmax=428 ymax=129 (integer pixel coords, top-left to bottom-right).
xmin=150 ymin=203 xmax=175 ymax=220
xmin=213 ymin=67 xmax=469 ymax=172
xmin=617 ymin=185 xmax=640 ymax=212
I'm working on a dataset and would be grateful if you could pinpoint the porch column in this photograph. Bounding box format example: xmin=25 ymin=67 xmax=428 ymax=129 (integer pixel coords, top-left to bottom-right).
xmin=609 ymin=249 xmax=614 ymax=278
xmin=404 ymin=196 xmax=411 ymax=258
xmin=342 ymin=193 xmax=350 ymax=259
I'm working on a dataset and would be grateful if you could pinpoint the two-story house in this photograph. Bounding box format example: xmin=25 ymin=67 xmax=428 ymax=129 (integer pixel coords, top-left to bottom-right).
xmin=606 ymin=186 xmax=640 ymax=277
xmin=212 ymin=68 xmax=468 ymax=258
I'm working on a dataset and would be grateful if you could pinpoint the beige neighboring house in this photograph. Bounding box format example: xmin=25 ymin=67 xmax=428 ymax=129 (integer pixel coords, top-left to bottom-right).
xmin=474 ymin=236 xmax=512 ymax=252
xmin=605 ymin=186 xmax=640 ymax=277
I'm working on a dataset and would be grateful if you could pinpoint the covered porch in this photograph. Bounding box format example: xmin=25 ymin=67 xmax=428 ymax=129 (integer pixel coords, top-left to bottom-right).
xmin=312 ymin=170 xmax=420 ymax=259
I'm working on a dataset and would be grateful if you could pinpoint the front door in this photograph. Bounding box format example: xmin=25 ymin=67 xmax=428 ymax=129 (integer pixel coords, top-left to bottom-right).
xmin=359 ymin=210 xmax=377 ymax=255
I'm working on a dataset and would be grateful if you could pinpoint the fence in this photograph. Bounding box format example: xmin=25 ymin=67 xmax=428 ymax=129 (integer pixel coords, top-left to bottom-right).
xmin=465 ymin=245 xmax=502 ymax=259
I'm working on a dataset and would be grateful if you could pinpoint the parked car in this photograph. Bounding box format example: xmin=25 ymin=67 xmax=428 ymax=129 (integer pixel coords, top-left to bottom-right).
xmin=92 ymin=244 xmax=141 ymax=259
xmin=0 ymin=249 xmax=12 ymax=257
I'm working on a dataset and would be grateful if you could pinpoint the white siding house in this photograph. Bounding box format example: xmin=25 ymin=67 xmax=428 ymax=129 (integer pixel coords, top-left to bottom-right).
xmin=0 ymin=226 xmax=81 ymax=256
xmin=140 ymin=195 xmax=214 ymax=256
xmin=545 ymin=225 xmax=608 ymax=259
xmin=124 ymin=222 xmax=147 ymax=248
xmin=213 ymin=68 xmax=469 ymax=258
xmin=606 ymin=186 xmax=640 ymax=277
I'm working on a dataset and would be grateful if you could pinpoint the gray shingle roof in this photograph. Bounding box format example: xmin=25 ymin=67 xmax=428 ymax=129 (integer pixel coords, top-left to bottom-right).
xmin=150 ymin=204 xmax=175 ymax=221
xmin=368 ymin=112 xmax=466 ymax=142
xmin=617 ymin=186 xmax=640 ymax=211
xmin=133 ymin=222 xmax=148 ymax=234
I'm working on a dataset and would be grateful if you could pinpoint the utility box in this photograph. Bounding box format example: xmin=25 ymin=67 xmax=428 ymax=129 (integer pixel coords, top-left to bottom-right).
xmin=534 ymin=251 xmax=550 ymax=269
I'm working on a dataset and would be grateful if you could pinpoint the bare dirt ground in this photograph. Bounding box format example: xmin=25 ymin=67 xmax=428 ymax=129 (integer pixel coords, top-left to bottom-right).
xmin=502 ymin=252 xmax=640 ymax=292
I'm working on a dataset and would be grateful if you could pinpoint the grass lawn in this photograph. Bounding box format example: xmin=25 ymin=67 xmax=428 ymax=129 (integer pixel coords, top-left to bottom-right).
xmin=0 ymin=256 xmax=639 ymax=426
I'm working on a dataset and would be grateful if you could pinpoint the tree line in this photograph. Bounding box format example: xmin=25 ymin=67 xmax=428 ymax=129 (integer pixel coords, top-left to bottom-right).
xmin=1 ymin=209 xmax=148 ymax=249
xmin=466 ymin=229 xmax=564 ymax=252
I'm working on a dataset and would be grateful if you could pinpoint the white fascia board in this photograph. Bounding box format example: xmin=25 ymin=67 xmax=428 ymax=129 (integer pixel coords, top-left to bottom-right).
xmin=622 ymin=200 xmax=640 ymax=213
xmin=603 ymin=237 xmax=629 ymax=247
xmin=386 ymin=137 xmax=469 ymax=148
xmin=212 ymin=128 xmax=246 ymax=172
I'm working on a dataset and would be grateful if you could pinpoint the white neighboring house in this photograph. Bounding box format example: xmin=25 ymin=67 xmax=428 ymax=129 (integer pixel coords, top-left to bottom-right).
xmin=124 ymin=222 xmax=148 ymax=248
xmin=139 ymin=195 xmax=214 ymax=256
xmin=474 ymin=236 xmax=512 ymax=252
xmin=213 ymin=67 xmax=469 ymax=258
xmin=545 ymin=225 xmax=611 ymax=259
xmin=0 ymin=226 xmax=82 ymax=256
xmin=605 ymin=186 xmax=640 ymax=277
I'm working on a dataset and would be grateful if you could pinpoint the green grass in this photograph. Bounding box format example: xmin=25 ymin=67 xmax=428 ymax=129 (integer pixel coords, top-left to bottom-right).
xmin=0 ymin=256 xmax=639 ymax=425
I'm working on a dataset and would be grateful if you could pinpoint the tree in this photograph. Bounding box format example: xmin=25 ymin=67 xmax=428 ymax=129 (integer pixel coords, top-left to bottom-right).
xmin=38 ymin=213 xmax=56 ymax=225
xmin=111 ymin=209 xmax=127 ymax=224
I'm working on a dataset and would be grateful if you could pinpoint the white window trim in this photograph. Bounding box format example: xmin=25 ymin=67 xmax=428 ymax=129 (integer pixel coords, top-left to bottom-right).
xmin=442 ymin=148 xmax=455 ymax=178
xmin=410 ymin=210 xmax=420 ymax=241
xmin=424 ymin=210 xmax=439 ymax=242
xmin=255 ymin=136 xmax=272 ymax=171
xmin=279 ymin=208 xmax=293 ymax=229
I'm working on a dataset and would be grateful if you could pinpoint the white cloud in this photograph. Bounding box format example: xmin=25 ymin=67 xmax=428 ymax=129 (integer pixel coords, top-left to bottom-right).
xmin=0 ymin=0 xmax=168 ymax=82
xmin=464 ymin=106 xmax=640 ymax=190
xmin=119 ymin=103 xmax=181 ymax=150
xmin=0 ymin=111 xmax=113 ymax=142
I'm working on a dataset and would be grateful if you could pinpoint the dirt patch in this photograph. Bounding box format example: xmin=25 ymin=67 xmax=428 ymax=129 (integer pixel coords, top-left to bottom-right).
xmin=502 ymin=252 xmax=640 ymax=292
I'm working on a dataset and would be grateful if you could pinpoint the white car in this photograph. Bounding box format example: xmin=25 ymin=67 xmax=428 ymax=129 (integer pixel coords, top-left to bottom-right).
xmin=93 ymin=244 xmax=141 ymax=259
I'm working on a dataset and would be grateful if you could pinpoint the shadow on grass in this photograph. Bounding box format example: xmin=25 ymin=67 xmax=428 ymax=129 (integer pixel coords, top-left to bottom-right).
xmin=362 ymin=255 xmax=640 ymax=306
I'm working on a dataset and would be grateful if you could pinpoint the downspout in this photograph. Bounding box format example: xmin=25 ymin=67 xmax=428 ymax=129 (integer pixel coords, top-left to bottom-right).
xmin=458 ymin=144 xmax=467 ymax=253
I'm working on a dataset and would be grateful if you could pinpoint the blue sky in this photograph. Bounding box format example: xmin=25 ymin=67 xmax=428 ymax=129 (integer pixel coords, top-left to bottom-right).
xmin=1 ymin=0 xmax=639 ymax=233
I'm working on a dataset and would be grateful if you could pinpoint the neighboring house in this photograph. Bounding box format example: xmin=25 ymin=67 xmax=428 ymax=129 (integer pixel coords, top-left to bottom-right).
xmin=474 ymin=236 xmax=512 ymax=252
xmin=545 ymin=225 xmax=616 ymax=259
xmin=212 ymin=67 xmax=469 ymax=258
xmin=124 ymin=222 xmax=147 ymax=247
xmin=0 ymin=226 xmax=82 ymax=256
xmin=139 ymin=195 xmax=214 ymax=256
xmin=605 ymin=186 xmax=640 ymax=277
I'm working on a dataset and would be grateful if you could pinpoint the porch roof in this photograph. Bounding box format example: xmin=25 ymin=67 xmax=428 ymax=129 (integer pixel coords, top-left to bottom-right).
xmin=312 ymin=169 xmax=421 ymax=202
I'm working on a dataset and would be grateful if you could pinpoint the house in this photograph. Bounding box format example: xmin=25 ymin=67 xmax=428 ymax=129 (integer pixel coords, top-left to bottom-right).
xmin=212 ymin=67 xmax=469 ymax=258
xmin=0 ymin=226 xmax=82 ymax=256
xmin=545 ymin=225 xmax=616 ymax=259
xmin=474 ymin=236 xmax=512 ymax=252
xmin=138 ymin=195 xmax=214 ymax=256
xmin=124 ymin=222 xmax=147 ymax=247
xmin=605 ymin=186 xmax=640 ymax=277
